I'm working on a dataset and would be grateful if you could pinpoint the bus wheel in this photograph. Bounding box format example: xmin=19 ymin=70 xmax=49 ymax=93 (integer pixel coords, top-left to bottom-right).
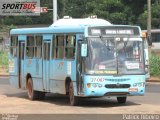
xmin=117 ymin=97 xmax=127 ymax=104
xmin=69 ymin=82 xmax=79 ymax=106
xmin=27 ymin=78 xmax=39 ymax=100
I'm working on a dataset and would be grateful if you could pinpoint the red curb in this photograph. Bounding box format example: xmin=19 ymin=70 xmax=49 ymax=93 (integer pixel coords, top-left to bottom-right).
xmin=0 ymin=75 xmax=9 ymax=77
xmin=147 ymin=80 xmax=160 ymax=82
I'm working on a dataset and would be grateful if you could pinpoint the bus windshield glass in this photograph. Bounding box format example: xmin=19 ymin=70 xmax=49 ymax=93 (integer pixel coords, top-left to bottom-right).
xmin=85 ymin=37 xmax=144 ymax=75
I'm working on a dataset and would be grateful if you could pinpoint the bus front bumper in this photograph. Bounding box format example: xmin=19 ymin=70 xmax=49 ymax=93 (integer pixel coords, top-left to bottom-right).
xmin=81 ymin=75 xmax=145 ymax=97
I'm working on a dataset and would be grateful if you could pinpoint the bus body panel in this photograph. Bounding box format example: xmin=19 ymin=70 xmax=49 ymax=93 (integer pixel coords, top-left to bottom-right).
xmin=49 ymin=60 xmax=77 ymax=94
xmin=43 ymin=34 xmax=52 ymax=91
xmin=16 ymin=35 xmax=26 ymax=89
xmin=9 ymin=18 xmax=146 ymax=103
xmin=9 ymin=35 xmax=26 ymax=89
xmin=9 ymin=76 xmax=19 ymax=88
xmin=10 ymin=27 xmax=84 ymax=35
xmin=10 ymin=27 xmax=84 ymax=91
xmin=48 ymin=34 xmax=83 ymax=94
xmin=18 ymin=41 xmax=25 ymax=89
xmin=24 ymin=58 xmax=43 ymax=91
xmin=9 ymin=57 xmax=18 ymax=77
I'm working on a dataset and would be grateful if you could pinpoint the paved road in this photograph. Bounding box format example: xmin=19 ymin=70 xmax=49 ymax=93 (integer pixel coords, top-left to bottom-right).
xmin=0 ymin=77 xmax=160 ymax=114
xmin=128 ymin=83 xmax=160 ymax=105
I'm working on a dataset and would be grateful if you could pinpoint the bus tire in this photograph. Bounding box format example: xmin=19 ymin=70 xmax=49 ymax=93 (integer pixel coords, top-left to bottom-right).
xmin=69 ymin=82 xmax=79 ymax=106
xmin=27 ymin=78 xmax=39 ymax=100
xmin=117 ymin=97 xmax=127 ymax=104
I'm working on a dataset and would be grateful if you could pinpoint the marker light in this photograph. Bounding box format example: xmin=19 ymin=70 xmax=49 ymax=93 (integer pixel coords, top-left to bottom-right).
xmin=89 ymin=15 xmax=97 ymax=19
xmin=87 ymin=83 xmax=91 ymax=88
xmin=142 ymin=32 xmax=146 ymax=38
xmin=63 ymin=16 xmax=72 ymax=19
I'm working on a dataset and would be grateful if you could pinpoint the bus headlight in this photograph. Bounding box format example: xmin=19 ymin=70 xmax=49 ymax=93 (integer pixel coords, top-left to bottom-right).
xmin=86 ymin=83 xmax=103 ymax=88
xmin=87 ymin=83 xmax=91 ymax=88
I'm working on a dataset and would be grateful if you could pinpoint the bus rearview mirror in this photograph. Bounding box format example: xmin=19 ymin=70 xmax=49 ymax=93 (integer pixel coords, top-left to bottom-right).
xmin=81 ymin=44 xmax=88 ymax=57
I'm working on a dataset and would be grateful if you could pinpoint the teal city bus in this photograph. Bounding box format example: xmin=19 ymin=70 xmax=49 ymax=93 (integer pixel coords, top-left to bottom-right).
xmin=9 ymin=17 xmax=146 ymax=106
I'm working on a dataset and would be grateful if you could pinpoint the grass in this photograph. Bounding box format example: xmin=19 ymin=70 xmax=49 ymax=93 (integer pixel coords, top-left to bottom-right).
xmin=146 ymin=48 xmax=160 ymax=78
xmin=0 ymin=51 xmax=8 ymax=68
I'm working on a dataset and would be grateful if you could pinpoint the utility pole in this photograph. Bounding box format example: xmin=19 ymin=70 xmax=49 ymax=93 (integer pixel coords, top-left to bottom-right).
xmin=53 ymin=0 xmax=57 ymax=23
xmin=147 ymin=0 xmax=152 ymax=47
xmin=147 ymin=0 xmax=151 ymax=38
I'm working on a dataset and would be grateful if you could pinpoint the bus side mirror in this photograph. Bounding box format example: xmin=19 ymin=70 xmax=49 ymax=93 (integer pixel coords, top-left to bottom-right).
xmin=147 ymin=35 xmax=152 ymax=46
xmin=81 ymin=43 xmax=88 ymax=57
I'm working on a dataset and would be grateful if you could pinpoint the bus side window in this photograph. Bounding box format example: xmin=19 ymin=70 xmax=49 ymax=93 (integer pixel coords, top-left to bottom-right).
xmin=26 ymin=36 xmax=35 ymax=58
xmin=10 ymin=36 xmax=18 ymax=57
xmin=65 ymin=35 xmax=76 ymax=59
xmin=35 ymin=36 xmax=42 ymax=59
xmin=56 ymin=35 xmax=64 ymax=59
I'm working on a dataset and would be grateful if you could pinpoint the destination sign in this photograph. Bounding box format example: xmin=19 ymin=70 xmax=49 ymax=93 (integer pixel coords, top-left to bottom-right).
xmin=105 ymin=29 xmax=134 ymax=34
xmin=88 ymin=26 xmax=140 ymax=36
xmin=91 ymin=29 xmax=101 ymax=35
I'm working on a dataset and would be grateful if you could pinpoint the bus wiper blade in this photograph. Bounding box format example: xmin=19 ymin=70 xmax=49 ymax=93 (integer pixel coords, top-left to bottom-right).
xmin=124 ymin=39 xmax=129 ymax=48
xmin=99 ymin=35 xmax=111 ymax=50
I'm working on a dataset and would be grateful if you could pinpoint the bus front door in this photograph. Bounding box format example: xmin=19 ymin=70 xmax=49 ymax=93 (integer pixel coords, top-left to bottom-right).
xmin=77 ymin=41 xmax=83 ymax=94
xmin=18 ymin=41 xmax=25 ymax=88
xmin=43 ymin=41 xmax=50 ymax=91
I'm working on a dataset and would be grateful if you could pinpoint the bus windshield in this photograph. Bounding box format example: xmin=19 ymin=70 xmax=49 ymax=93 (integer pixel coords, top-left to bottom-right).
xmin=85 ymin=37 xmax=145 ymax=75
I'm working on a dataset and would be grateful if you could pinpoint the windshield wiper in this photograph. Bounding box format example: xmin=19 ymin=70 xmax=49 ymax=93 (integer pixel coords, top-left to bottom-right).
xmin=99 ymin=35 xmax=111 ymax=50
xmin=124 ymin=39 xmax=129 ymax=48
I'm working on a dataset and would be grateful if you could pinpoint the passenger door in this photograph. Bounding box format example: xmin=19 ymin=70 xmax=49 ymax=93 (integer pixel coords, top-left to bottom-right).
xmin=18 ymin=41 xmax=25 ymax=88
xmin=77 ymin=41 xmax=83 ymax=94
xmin=43 ymin=41 xmax=51 ymax=91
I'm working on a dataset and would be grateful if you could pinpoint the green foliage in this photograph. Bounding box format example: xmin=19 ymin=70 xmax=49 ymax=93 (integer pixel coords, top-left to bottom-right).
xmin=84 ymin=0 xmax=126 ymax=24
xmin=0 ymin=36 xmax=3 ymax=43
xmin=9 ymin=24 xmax=17 ymax=30
xmin=0 ymin=51 xmax=8 ymax=67
xmin=1 ymin=0 xmax=160 ymax=29
xmin=63 ymin=0 xmax=87 ymax=18
xmin=151 ymin=3 xmax=160 ymax=28
xmin=0 ymin=24 xmax=16 ymax=32
xmin=149 ymin=55 xmax=160 ymax=76
xmin=138 ymin=10 xmax=147 ymax=29
xmin=138 ymin=2 xmax=160 ymax=29
xmin=3 ymin=16 xmax=15 ymax=25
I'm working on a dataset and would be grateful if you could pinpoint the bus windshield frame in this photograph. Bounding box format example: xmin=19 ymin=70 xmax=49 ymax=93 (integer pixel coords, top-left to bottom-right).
xmin=84 ymin=37 xmax=145 ymax=75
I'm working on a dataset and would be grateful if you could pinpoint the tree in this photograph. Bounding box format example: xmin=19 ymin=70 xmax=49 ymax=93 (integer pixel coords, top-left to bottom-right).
xmin=63 ymin=0 xmax=88 ymax=18
xmin=151 ymin=3 xmax=160 ymax=28
xmin=85 ymin=0 xmax=127 ymax=24
xmin=138 ymin=1 xmax=160 ymax=29
xmin=0 ymin=0 xmax=160 ymax=30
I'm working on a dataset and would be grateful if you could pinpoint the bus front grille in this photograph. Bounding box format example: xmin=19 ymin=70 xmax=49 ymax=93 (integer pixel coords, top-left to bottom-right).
xmin=104 ymin=92 xmax=129 ymax=96
xmin=105 ymin=84 xmax=130 ymax=89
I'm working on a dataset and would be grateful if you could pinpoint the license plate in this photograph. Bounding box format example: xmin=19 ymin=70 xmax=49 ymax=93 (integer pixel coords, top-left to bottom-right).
xmin=128 ymin=88 xmax=138 ymax=92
